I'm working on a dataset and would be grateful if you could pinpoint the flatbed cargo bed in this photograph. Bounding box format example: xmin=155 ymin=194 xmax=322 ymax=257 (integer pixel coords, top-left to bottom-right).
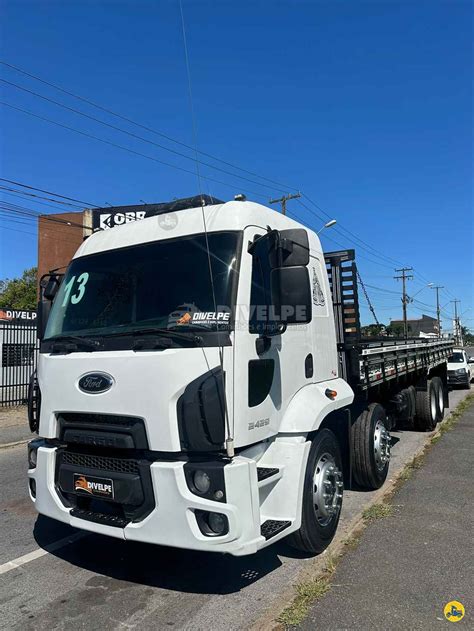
xmin=324 ymin=249 xmax=454 ymax=389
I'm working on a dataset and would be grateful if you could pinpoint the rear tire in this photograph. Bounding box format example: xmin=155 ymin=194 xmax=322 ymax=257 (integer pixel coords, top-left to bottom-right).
xmin=406 ymin=385 xmax=417 ymax=426
xmin=431 ymin=377 xmax=445 ymax=421
xmin=288 ymin=429 xmax=343 ymax=555
xmin=398 ymin=386 xmax=416 ymax=428
xmin=351 ymin=403 xmax=391 ymax=490
xmin=415 ymin=379 xmax=437 ymax=431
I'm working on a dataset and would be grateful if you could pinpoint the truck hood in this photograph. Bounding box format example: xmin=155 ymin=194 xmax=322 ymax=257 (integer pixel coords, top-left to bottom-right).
xmin=37 ymin=347 xmax=220 ymax=451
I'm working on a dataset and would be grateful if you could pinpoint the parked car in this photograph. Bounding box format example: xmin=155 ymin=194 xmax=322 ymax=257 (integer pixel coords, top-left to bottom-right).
xmin=447 ymin=349 xmax=472 ymax=388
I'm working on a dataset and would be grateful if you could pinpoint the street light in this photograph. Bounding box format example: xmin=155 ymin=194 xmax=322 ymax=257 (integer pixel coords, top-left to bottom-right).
xmin=317 ymin=219 xmax=337 ymax=235
xmin=408 ymin=283 xmax=433 ymax=301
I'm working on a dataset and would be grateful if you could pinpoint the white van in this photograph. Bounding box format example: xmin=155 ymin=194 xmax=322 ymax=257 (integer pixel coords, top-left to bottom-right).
xmin=447 ymin=349 xmax=472 ymax=388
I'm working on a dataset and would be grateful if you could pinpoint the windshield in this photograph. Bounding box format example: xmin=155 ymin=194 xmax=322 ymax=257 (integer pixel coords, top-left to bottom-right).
xmin=44 ymin=231 xmax=240 ymax=339
xmin=448 ymin=352 xmax=464 ymax=363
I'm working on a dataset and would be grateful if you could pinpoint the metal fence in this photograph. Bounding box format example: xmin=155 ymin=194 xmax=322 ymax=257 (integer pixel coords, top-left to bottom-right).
xmin=0 ymin=321 xmax=38 ymax=406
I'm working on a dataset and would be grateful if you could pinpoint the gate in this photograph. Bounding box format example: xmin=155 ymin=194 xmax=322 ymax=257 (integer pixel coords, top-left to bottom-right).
xmin=0 ymin=321 xmax=38 ymax=406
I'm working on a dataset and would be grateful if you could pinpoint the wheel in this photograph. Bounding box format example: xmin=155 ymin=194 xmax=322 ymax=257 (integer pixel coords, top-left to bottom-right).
xmin=351 ymin=403 xmax=391 ymax=490
xmin=288 ymin=429 xmax=343 ymax=555
xmin=398 ymin=386 xmax=416 ymax=428
xmin=431 ymin=377 xmax=445 ymax=421
xmin=406 ymin=386 xmax=417 ymax=425
xmin=415 ymin=379 xmax=437 ymax=431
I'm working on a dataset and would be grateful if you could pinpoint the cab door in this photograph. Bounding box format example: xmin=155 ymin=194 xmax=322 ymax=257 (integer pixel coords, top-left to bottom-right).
xmin=231 ymin=227 xmax=313 ymax=448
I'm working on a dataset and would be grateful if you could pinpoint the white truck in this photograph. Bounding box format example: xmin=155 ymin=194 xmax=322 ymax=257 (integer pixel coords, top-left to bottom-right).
xmin=27 ymin=198 xmax=453 ymax=556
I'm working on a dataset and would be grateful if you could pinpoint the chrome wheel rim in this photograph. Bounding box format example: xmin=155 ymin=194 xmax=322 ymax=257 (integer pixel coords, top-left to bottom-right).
xmin=313 ymin=452 xmax=343 ymax=526
xmin=373 ymin=419 xmax=391 ymax=471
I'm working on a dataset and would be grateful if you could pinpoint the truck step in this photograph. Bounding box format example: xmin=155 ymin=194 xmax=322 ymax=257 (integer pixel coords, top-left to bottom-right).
xmin=70 ymin=508 xmax=128 ymax=528
xmin=260 ymin=519 xmax=291 ymax=540
xmin=257 ymin=467 xmax=280 ymax=482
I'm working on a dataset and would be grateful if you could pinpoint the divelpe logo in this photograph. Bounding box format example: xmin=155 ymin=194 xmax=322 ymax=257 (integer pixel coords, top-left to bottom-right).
xmin=78 ymin=372 xmax=114 ymax=394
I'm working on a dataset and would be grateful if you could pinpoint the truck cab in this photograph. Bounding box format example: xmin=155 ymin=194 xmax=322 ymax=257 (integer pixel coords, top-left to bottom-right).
xmin=28 ymin=199 xmax=355 ymax=556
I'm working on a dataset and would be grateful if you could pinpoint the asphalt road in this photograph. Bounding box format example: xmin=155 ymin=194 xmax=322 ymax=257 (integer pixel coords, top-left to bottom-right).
xmin=302 ymin=401 xmax=474 ymax=630
xmin=0 ymin=386 xmax=471 ymax=631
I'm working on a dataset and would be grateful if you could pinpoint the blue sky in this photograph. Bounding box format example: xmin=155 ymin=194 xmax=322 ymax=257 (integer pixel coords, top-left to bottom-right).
xmin=0 ymin=0 xmax=472 ymax=330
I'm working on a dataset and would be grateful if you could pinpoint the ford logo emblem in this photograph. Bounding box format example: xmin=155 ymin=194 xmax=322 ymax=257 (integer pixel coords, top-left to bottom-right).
xmin=78 ymin=372 xmax=114 ymax=394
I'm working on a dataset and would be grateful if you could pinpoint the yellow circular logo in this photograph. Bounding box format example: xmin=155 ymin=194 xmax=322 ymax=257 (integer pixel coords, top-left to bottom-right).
xmin=444 ymin=601 xmax=465 ymax=622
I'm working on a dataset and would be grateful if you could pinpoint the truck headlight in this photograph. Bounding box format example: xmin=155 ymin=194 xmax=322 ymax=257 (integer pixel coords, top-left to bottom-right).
xmin=184 ymin=462 xmax=226 ymax=502
xmin=193 ymin=470 xmax=211 ymax=494
xmin=28 ymin=441 xmax=39 ymax=469
xmin=456 ymin=368 xmax=467 ymax=374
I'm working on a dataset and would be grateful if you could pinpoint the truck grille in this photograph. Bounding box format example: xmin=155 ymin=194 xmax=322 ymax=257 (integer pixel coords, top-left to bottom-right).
xmin=60 ymin=451 xmax=140 ymax=475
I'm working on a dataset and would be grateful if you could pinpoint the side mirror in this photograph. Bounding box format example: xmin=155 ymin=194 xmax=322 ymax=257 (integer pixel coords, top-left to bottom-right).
xmin=270 ymin=229 xmax=310 ymax=268
xmin=469 ymin=357 xmax=474 ymax=364
xmin=271 ymin=267 xmax=312 ymax=324
xmin=43 ymin=275 xmax=62 ymax=301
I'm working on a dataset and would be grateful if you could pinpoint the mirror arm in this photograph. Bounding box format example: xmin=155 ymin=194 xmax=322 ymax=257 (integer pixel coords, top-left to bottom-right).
xmin=256 ymin=335 xmax=272 ymax=356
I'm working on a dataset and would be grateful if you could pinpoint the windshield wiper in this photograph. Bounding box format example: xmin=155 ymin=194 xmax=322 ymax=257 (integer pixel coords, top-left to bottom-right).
xmin=103 ymin=327 xmax=203 ymax=344
xmin=47 ymin=334 xmax=102 ymax=350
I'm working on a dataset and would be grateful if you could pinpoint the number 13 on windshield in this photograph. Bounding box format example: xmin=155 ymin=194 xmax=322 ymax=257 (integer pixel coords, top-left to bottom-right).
xmin=62 ymin=273 xmax=89 ymax=307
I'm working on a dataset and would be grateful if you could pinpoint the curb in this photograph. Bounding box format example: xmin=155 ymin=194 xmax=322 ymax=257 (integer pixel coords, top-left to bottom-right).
xmin=0 ymin=439 xmax=29 ymax=450
xmin=251 ymin=394 xmax=471 ymax=631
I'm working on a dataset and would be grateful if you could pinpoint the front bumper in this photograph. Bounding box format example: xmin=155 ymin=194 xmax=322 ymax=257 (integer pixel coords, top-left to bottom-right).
xmin=447 ymin=372 xmax=470 ymax=385
xmin=28 ymin=445 xmax=264 ymax=556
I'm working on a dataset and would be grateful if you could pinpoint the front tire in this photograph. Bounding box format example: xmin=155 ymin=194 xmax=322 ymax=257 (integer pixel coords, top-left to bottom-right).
xmin=351 ymin=403 xmax=391 ymax=490
xmin=288 ymin=429 xmax=343 ymax=555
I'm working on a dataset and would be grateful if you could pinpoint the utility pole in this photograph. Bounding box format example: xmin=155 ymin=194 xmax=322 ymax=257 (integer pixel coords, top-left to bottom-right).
xmin=431 ymin=285 xmax=444 ymax=338
xmin=451 ymin=299 xmax=461 ymax=344
xmin=394 ymin=267 xmax=413 ymax=339
xmin=269 ymin=192 xmax=301 ymax=215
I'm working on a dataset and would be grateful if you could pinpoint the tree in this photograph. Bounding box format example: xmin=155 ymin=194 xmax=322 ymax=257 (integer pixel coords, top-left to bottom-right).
xmin=386 ymin=323 xmax=404 ymax=337
xmin=0 ymin=267 xmax=37 ymax=310
xmin=461 ymin=326 xmax=474 ymax=346
xmin=361 ymin=323 xmax=386 ymax=337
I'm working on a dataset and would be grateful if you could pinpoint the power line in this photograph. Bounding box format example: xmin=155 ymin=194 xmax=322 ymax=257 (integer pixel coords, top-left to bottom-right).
xmin=0 ymin=70 xmax=436 ymax=279
xmin=0 ymin=189 xmax=86 ymax=213
xmin=0 ymin=61 xmax=436 ymax=276
xmin=0 ymin=177 xmax=98 ymax=207
xmin=295 ymin=199 xmax=397 ymax=271
xmin=291 ymin=205 xmax=398 ymax=272
xmin=0 ymin=100 xmax=271 ymax=201
xmin=0 ymin=63 xmax=453 ymax=290
xmin=0 ymin=60 xmax=295 ymax=191
xmin=0 ymin=201 xmax=88 ymax=230
xmin=0 ymin=184 xmax=85 ymax=209
xmin=0 ymin=77 xmax=290 ymax=194
xmin=302 ymin=193 xmax=407 ymax=268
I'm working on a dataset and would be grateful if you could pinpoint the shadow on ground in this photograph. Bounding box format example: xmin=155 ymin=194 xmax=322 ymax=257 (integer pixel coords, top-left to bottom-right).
xmin=34 ymin=515 xmax=309 ymax=595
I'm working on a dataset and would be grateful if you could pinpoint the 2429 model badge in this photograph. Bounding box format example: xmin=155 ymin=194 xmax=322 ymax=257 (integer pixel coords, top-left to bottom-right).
xmin=78 ymin=372 xmax=114 ymax=394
